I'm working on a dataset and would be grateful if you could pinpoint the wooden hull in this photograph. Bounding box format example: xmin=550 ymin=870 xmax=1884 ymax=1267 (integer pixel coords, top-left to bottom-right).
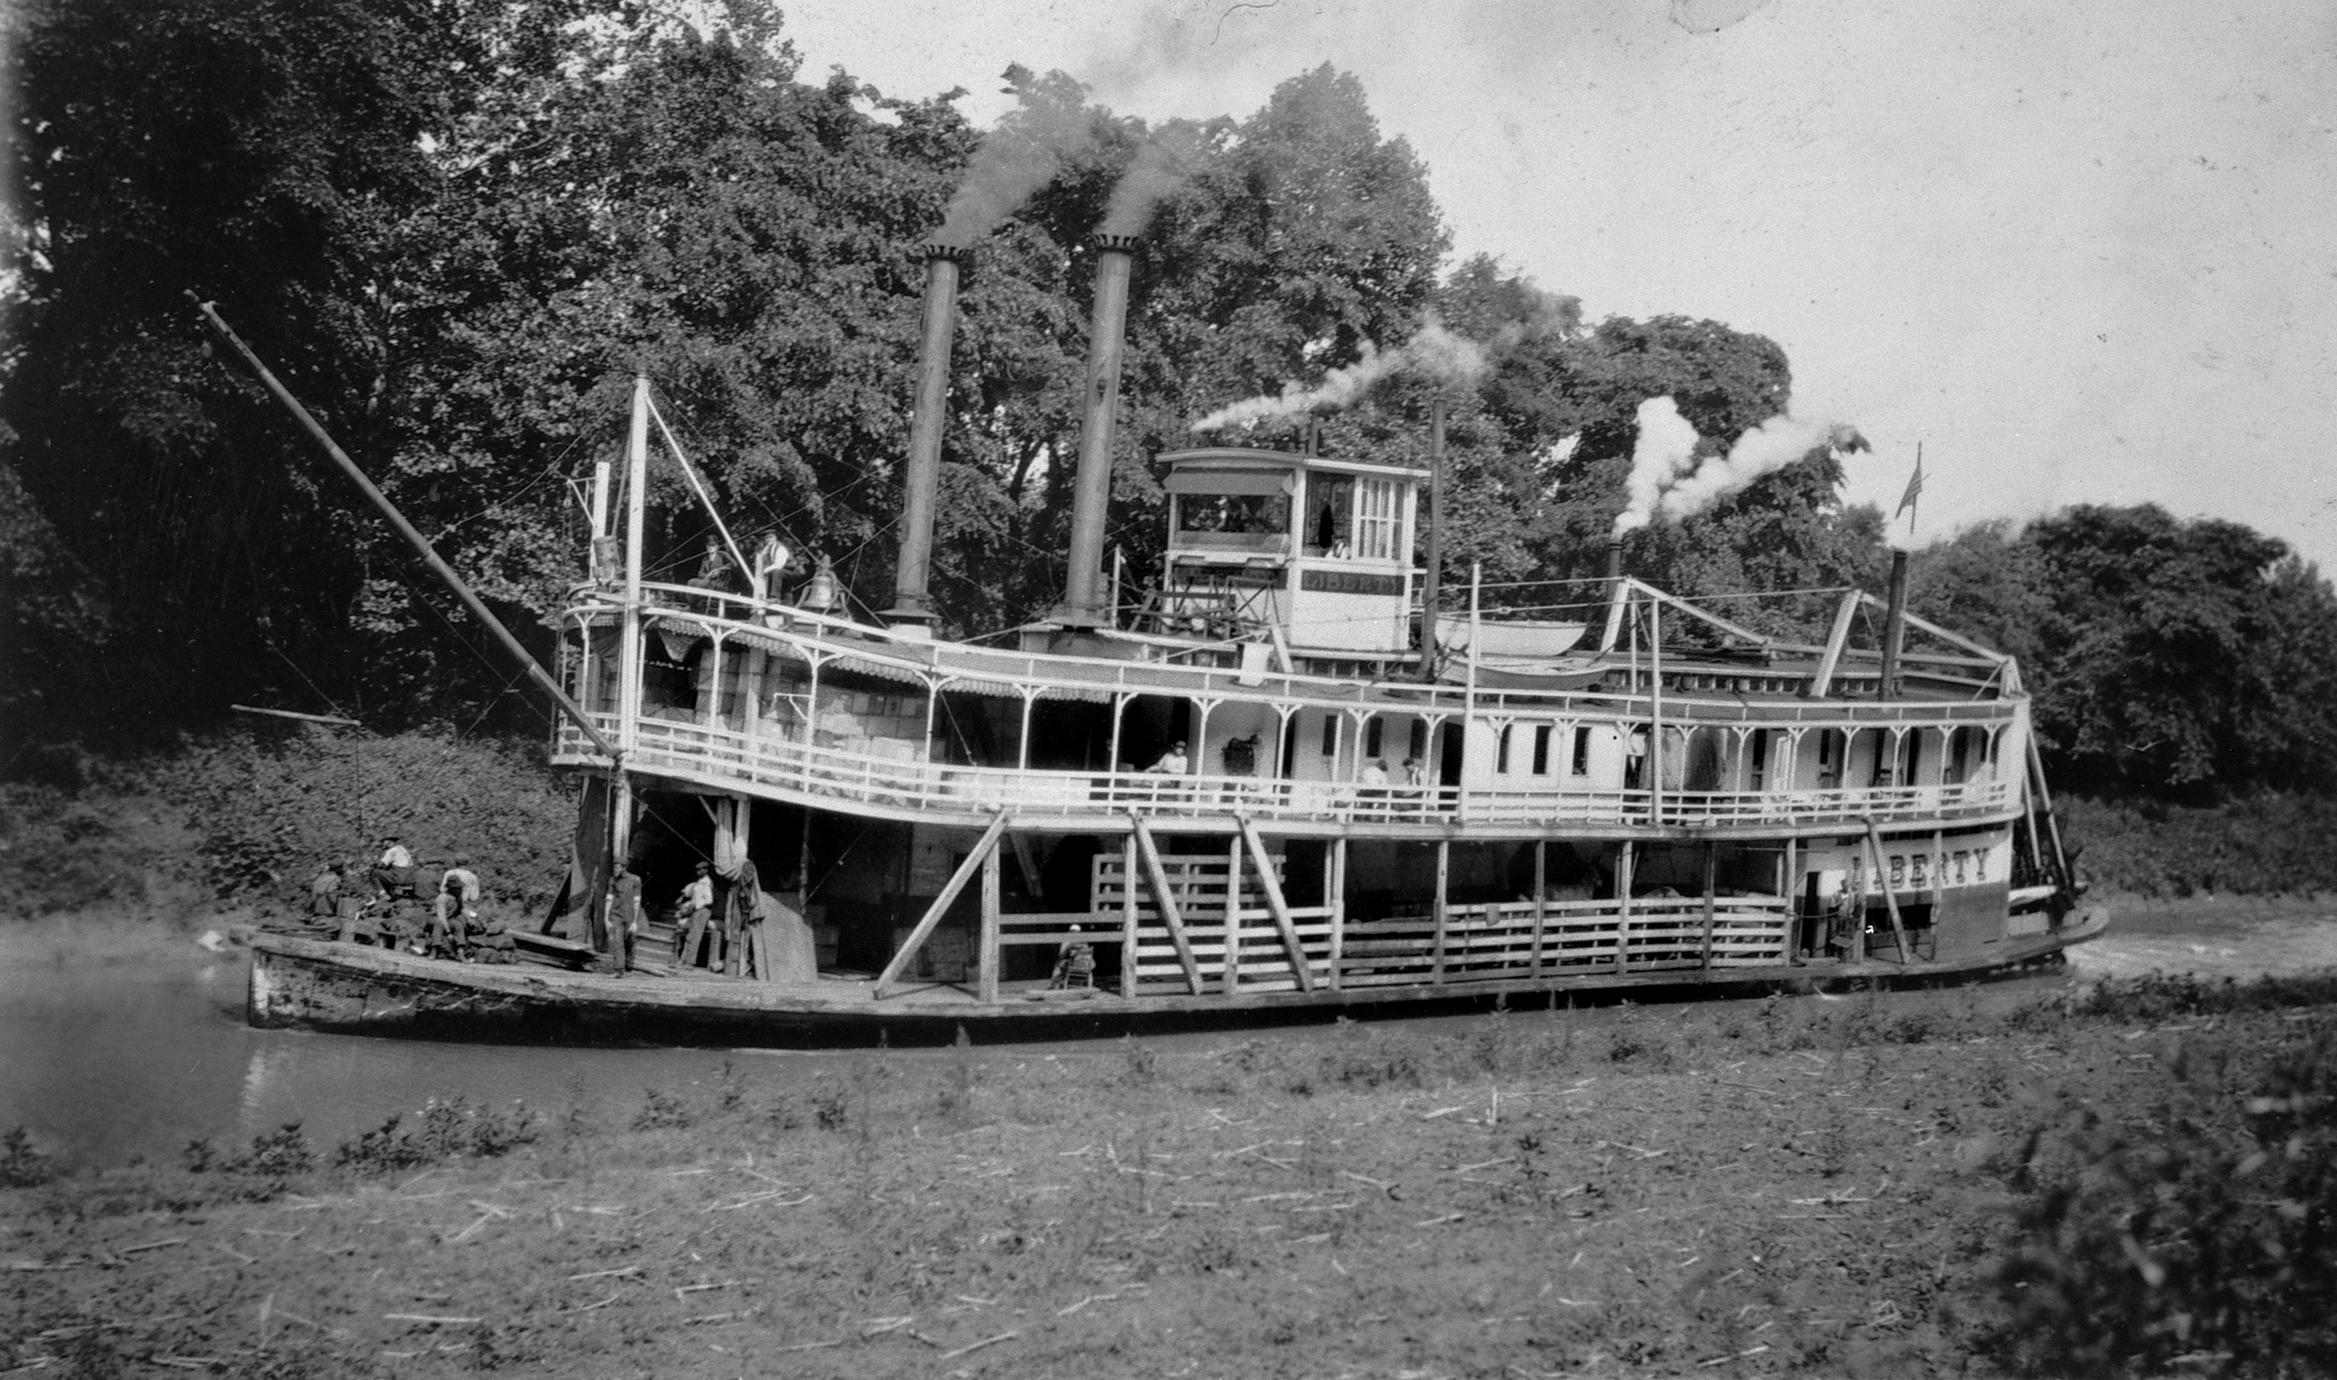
xmin=247 ymin=906 xmax=2109 ymax=1047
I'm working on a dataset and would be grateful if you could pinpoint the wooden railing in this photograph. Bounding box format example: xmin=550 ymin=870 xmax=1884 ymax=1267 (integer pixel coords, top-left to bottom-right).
xmin=1086 ymin=850 xmax=1794 ymax=997
xmin=555 ymin=712 xmax=2015 ymax=830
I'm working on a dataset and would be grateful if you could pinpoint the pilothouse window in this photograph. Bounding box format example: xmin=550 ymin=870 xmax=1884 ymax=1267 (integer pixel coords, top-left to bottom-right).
xmin=1354 ymin=478 xmax=1403 ymax=560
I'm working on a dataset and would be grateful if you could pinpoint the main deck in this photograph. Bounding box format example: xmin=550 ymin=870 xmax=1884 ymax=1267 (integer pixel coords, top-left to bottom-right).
xmin=248 ymin=906 xmax=2107 ymax=1046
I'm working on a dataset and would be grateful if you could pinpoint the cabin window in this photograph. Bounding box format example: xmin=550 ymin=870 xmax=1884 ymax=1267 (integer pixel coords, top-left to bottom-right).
xmin=1353 ymin=478 xmax=1403 ymax=560
xmin=1176 ymin=492 xmax=1289 ymax=535
xmin=1531 ymin=725 xmax=1553 ymax=775
xmin=1320 ymin=714 xmax=1340 ymax=758
xmin=1749 ymin=730 xmax=1770 ymax=789
xmin=1570 ymin=726 xmax=1591 ymax=776
xmin=1817 ymin=729 xmax=1843 ymax=786
xmin=1409 ymin=720 xmax=1429 ymax=761
xmin=1496 ymin=725 xmax=1514 ymax=774
xmin=1305 ymin=476 xmax=1353 ymax=553
xmin=1365 ymin=716 xmax=1384 ymax=758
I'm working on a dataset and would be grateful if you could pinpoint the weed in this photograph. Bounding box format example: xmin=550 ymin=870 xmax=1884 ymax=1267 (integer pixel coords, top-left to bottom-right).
xmin=717 ymin=1059 xmax=746 ymax=1113
xmin=808 ymin=1077 xmax=850 ymax=1131
xmin=631 ymin=1086 xmax=693 ymax=1132
xmin=335 ymin=1096 xmax=541 ymax=1173
xmin=184 ymin=1123 xmax=314 ymax=1178
xmin=0 ymin=1127 xmax=55 ymax=1188
xmin=1120 ymin=1034 xmax=1159 ymax=1084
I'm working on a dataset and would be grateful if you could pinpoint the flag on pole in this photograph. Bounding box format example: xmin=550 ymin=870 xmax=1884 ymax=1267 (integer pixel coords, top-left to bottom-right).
xmin=1894 ymin=443 xmax=1924 ymax=532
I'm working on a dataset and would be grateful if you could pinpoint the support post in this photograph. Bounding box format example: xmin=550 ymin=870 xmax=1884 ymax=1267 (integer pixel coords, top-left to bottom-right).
xmin=1530 ymin=839 xmax=1548 ymax=975
xmin=1237 ymin=817 xmax=1314 ymax=993
xmin=1432 ymin=839 xmax=1451 ymax=983
xmin=1119 ymin=833 xmax=1139 ymax=998
xmin=977 ymin=840 xmax=1001 ymax=1004
xmin=1223 ymin=832 xmax=1244 ymax=994
xmin=1130 ymin=816 xmax=1204 ymax=995
xmin=1328 ymin=836 xmax=1348 ymax=990
xmin=1699 ymin=842 xmax=1718 ymax=970
xmin=873 ymin=813 xmax=1009 ymax=997
xmin=1615 ymin=841 xmax=1635 ymax=973
xmin=1862 ymin=818 xmax=1918 ymax=965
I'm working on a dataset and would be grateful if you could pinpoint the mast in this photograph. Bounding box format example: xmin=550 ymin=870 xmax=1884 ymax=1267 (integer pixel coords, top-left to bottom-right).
xmin=189 ymin=293 xmax=618 ymax=761
xmin=1418 ymin=398 xmax=1444 ymax=682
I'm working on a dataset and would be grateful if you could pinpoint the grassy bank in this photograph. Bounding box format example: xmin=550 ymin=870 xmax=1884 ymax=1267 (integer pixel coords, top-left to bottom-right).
xmin=2061 ymin=793 xmax=2337 ymax=900
xmin=6 ymin=974 xmax=2333 ymax=1378
xmin=0 ymin=728 xmax=571 ymax=926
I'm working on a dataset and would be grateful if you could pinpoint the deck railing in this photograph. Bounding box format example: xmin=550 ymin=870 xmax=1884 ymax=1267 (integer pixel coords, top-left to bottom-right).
xmin=1089 ymin=850 xmax=1794 ymax=996
xmin=556 ymin=713 xmax=2013 ymax=830
xmin=560 ymin=585 xmax=2018 ymax=728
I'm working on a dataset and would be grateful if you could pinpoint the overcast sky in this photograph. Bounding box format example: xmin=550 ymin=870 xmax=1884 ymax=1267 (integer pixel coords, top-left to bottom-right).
xmin=776 ymin=0 xmax=2337 ymax=566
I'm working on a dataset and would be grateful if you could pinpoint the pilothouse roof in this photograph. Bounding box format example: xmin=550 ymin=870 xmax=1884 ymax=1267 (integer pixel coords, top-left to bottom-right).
xmin=1161 ymin=446 xmax=1425 ymax=486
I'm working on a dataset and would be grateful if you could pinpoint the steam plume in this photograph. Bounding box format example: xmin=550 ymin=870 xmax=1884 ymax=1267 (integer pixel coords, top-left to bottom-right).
xmin=1192 ymin=316 xmax=1490 ymax=432
xmin=1613 ymin=397 xmax=1701 ymax=534
xmin=1614 ymin=397 xmax=1870 ymax=533
xmin=1659 ymin=412 xmax=1869 ymax=519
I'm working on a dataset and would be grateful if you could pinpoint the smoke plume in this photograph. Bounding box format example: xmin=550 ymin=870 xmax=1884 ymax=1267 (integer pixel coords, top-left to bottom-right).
xmin=1613 ymin=397 xmax=1870 ymax=533
xmin=1191 ymin=316 xmax=1491 ymax=433
xmin=933 ymin=97 xmax=1095 ymax=248
xmin=1100 ymin=131 xmax=1196 ymax=238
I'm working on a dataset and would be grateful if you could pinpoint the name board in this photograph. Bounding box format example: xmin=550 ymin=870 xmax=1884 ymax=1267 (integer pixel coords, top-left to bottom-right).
xmin=1300 ymin=568 xmax=1407 ymax=597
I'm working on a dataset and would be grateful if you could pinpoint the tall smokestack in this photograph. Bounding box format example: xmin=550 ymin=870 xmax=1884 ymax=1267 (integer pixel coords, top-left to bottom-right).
xmin=1061 ymin=234 xmax=1138 ymax=628
xmin=888 ymin=244 xmax=965 ymax=628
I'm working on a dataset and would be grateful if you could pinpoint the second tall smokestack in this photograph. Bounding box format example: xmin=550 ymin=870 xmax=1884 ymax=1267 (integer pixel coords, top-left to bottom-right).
xmin=1061 ymin=234 xmax=1138 ymax=628
xmin=888 ymin=244 xmax=965 ymax=628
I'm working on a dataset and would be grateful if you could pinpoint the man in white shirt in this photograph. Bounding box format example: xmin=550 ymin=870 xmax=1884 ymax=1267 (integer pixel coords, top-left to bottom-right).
xmin=372 ymin=836 xmax=415 ymax=899
xmin=676 ymin=861 xmax=717 ymax=970
xmin=1145 ymin=740 xmax=1189 ymax=775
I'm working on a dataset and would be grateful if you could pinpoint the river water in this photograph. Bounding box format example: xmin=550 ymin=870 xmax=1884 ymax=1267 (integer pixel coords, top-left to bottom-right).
xmin=5 ymin=901 xmax=2330 ymax=1170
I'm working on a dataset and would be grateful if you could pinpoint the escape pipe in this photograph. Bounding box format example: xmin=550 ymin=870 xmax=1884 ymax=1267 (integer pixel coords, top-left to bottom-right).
xmin=1599 ymin=535 xmax=1627 ymax=651
xmin=189 ymin=292 xmax=620 ymax=761
xmin=889 ymin=244 xmax=965 ymax=626
xmin=1061 ymin=234 xmax=1139 ymax=627
xmin=1879 ymin=548 xmax=1911 ymax=699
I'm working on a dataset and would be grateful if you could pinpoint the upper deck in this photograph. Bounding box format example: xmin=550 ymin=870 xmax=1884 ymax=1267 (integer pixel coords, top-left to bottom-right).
xmin=550 ymin=581 xmax=2029 ymax=839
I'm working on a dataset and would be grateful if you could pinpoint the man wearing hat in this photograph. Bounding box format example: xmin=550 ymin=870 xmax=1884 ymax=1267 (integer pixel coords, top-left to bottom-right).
xmin=675 ymin=860 xmax=717 ymax=971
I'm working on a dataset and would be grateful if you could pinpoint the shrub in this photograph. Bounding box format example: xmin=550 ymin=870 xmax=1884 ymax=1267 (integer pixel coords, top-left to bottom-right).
xmin=334 ymin=1097 xmax=541 ymax=1173
xmin=1986 ymin=1024 xmax=2337 ymax=1376
xmin=0 ymin=1127 xmax=55 ymax=1188
xmin=185 ymin=1123 xmax=315 ymax=1178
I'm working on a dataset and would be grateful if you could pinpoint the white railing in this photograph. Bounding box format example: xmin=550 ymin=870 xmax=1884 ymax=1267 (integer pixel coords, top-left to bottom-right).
xmin=561 ymin=585 xmax=2020 ymax=729
xmin=556 ymin=714 xmax=2014 ymax=830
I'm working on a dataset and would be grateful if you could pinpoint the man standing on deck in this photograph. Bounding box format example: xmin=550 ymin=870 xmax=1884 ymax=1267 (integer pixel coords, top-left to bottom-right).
xmin=676 ymin=861 xmax=716 ymax=970
xmin=606 ymin=862 xmax=642 ymax=974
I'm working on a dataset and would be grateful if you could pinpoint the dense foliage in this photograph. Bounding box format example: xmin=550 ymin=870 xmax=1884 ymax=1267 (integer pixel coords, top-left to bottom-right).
xmin=8 ymin=0 xmax=2337 ymax=807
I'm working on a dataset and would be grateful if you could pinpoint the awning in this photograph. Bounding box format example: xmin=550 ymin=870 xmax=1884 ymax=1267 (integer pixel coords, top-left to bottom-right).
xmin=1165 ymin=468 xmax=1296 ymax=497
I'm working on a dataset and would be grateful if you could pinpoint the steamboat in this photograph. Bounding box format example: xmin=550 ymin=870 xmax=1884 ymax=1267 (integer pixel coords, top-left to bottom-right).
xmin=232 ymin=235 xmax=2102 ymax=1044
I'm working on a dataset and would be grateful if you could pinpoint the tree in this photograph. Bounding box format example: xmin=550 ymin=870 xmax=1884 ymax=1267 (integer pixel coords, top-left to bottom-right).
xmin=2023 ymin=505 xmax=2337 ymax=798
